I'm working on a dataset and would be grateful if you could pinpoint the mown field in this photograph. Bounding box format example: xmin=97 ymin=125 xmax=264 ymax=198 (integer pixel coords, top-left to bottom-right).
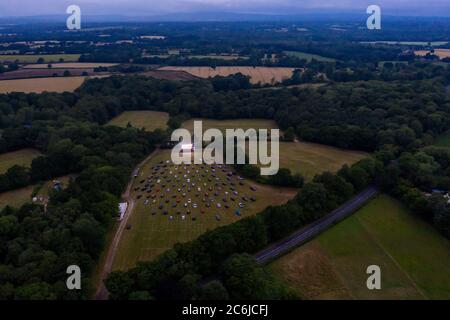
xmin=0 ymin=54 xmax=81 ymax=63
xmin=270 ymin=195 xmax=450 ymax=300
xmin=0 ymin=76 xmax=88 ymax=93
xmin=284 ymin=51 xmax=337 ymax=62
xmin=0 ymin=148 xmax=42 ymax=173
xmin=107 ymin=111 xmax=169 ymax=131
xmin=112 ymin=149 xmax=297 ymax=271
xmin=278 ymin=142 xmax=368 ymax=181
xmin=159 ymin=66 xmax=294 ymax=84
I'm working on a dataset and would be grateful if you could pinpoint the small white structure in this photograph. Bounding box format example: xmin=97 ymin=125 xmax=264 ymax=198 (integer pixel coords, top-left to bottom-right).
xmin=118 ymin=202 xmax=128 ymax=221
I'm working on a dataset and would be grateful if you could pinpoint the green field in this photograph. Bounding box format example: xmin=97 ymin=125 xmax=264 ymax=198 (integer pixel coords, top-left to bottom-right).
xmin=0 ymin=175 xmax=73 ymax=210
xmin=0 ymin=54 xmax=81 ymax=63
xmin=270 ymin=195 xmax=450 ymax=300
xmin=0 ymin=148 xmax=42 ymax=173
xmin=278 ymin=141 xmax=368 ymax=181
xmin=107 ymin=111 xmax=169 ymax=131
xmin=434 ymin=131 xmax=450 ymax=148
xmin=0 ymin=185 xmax=35 ymax=209
xmin=112 ymin=149 xmax=297 ymax=271
xmin=284 ymin=51 xmax=337 ymax=62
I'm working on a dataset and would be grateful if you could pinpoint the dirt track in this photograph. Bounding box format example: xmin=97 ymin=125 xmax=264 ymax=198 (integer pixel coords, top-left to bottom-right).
xmin=94 ymin=149 xmax=159 ymax=300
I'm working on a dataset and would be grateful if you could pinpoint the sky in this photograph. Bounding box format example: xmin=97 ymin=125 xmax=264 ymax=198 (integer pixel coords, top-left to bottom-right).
xmin=0 ymin=0 xmax=449 ymax=17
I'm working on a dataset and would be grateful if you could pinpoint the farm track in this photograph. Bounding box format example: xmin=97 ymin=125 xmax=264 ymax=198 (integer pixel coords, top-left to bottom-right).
xmin=94 ymin=149 xmax=159 ymax=300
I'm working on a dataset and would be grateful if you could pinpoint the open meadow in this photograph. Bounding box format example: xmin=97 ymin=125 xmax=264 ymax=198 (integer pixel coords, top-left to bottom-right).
xmin=0 ymin=148 xmax=42 ymax=173
xmin=107 ymin=111 xmax=169 ymax=131
xmin=112 ymin=149 xmax=297 ymax=270
xmin=270 ymin=195 xmax=450 ymax=300
xmin=159 ymin=66 xmax=294 ymax=84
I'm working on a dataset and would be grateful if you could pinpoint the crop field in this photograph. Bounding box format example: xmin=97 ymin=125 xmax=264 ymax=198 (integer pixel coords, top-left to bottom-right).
xmin=0 ymin=54 xmax=81 ymax=63
xmin=415 ymin=49 xmax=450 ymax=59
xmin=0 ymin=68 xmax=98 ymax=80
xmin=107 ymin=111 xmax=169 ymax=131
xmin=0 ymin=148 xmax=42 ymax=173
xmin=159 ymin=66 xmax=294 ymax=84
xmin=23 ymin=62 xmax=118 ymax=69
xmin=112 ymin=149 xmax=297 ymax=270
xmin=0 ymin=76 xmax=88 ymax=93
xmin=284 ymin=51 xmax=337 ymax=62
xmin=140 ymin=70 xmax=199 ymax=81
xmin=270 ymin=195 xmax=450 ymax=300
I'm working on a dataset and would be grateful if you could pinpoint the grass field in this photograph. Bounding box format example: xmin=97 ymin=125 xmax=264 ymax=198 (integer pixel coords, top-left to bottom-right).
xmin=284 ymin=51 xmax=336 ymax=62
xmin=434 ymin=131 xmax=450 ymax=148
xmin=0 ymin=185 xmax=35 ymax=209
xmin=278 ymin=141 xmax=368 ymax=181
xmin=159 ymin=66 xmax=294 ymax=84
xmin=107 ymin=111 xmax=169 ymax=131
xmin=0 ymin=76 xmax=88 ymax=93
xmin=270 ymin=195 xmax=450 ymax=300
xmin=112 ymin=149 xmax=297 ymax=270
xmin=182 ymin=119 xmax=368 ymax=181
xmin=0 ymin=54 xmax=81 ymax=63
xmin=0 ymin=148 xmax=42 ymax=173
xmin=23 ymin=62 xmax=118 ymax=69
xmin=0 ymin=175 xmax=73 ymax=210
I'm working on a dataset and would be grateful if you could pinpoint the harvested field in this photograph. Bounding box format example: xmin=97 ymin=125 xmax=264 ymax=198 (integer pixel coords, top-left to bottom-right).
xmin=415 ymin=49 xmax=450 ymax=59
xmin=139 ymin=70 xmax=199 ymax=81
xmin=0 ymin=69 xmax=99 ymax=80
xmin=159 ymin=66 xmax=295 ymax=84
xmin=0 ymin=76 xmax=88 ymax=93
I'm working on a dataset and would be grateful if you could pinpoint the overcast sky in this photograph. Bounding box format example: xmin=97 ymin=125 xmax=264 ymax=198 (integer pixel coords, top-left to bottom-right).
xmin=0 ymin=0 xmax=449 ymax=17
